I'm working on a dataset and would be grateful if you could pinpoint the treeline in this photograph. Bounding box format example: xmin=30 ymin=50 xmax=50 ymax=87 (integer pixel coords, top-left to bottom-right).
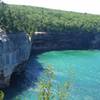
xmin=1 ymin=1 xmax=100 ymax=35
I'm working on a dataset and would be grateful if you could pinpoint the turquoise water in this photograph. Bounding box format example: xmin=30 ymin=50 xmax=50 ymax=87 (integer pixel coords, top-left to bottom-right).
xmin=10 ymin=50 xmax=100 ymax=100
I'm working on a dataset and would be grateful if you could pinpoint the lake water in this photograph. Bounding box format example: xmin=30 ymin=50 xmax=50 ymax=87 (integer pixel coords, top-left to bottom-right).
xmin=5 ymin=50 xmax=100 ymax=100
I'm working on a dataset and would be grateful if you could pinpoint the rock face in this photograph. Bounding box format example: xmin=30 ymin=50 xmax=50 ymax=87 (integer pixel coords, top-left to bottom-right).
xmin=31 ymin=32 xmax=100 ymax=52
xmin=0 ymin=30 xmax=31 ymax=87
xmin=92 ymin=34 xmax=100 ymax=49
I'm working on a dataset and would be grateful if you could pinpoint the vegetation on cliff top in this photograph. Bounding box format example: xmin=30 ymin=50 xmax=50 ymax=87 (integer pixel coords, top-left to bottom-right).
xmin=0 ymin=1 xmax=100 ymax=35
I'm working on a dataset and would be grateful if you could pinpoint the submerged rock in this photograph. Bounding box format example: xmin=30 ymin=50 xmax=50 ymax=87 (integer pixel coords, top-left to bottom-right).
xmin=0 ymin=29 xmax=31 ymax=87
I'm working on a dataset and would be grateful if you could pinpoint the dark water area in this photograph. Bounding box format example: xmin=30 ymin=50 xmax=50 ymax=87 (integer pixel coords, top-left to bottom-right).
xmin=4 ymin=55 xmax=43 ymax=100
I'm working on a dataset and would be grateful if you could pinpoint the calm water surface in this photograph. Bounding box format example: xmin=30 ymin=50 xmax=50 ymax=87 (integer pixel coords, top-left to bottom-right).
xmin=5 ymin=50 xmax=100 ymax=100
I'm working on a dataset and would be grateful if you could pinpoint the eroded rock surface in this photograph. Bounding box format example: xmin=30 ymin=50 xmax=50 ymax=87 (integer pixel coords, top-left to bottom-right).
xmin=0 ymin=30 xmax=31 ymax=87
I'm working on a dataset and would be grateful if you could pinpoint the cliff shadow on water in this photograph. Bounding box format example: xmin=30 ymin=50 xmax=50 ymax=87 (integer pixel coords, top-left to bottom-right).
xmin=3 ymin=55 xmax=43 ymax=100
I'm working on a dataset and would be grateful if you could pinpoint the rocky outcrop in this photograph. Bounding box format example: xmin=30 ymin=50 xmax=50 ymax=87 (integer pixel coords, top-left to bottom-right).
xmin=0 ymin=30 xmax=31 ymax=87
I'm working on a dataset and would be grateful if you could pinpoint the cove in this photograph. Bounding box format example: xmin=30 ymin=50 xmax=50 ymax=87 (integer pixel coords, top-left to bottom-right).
xmin=5 ymin=50 xmax=100 ymax=100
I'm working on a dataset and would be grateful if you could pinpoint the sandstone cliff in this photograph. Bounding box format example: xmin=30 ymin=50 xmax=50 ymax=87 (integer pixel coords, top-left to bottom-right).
xmin=0 ymin=30 xmax=31 ymax=87
xmin=31 ymin=32 xmax=100 ymax=52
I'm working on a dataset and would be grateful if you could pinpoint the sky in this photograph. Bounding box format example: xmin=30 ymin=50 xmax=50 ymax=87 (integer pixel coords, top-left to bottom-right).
xmin=2 ymin=0 xmax=100 ymax=15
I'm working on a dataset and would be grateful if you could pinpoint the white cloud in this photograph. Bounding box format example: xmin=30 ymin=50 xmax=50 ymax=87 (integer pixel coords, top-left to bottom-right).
xmin=2 ymin=0 xmax=100 ymax=15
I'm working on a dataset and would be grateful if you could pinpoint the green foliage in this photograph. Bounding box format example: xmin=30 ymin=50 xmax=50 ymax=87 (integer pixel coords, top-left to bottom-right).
xmin=57 ymin=82 xmax=71 ymax=100
xmin=0 ymin=90 xmax=4 ymax=100
xmin=0 ymin=2 xmax=100 ymax=35
xmin=37 ymin=66 xmax=55 ymax=100
xmin=36 ymin=66 xmax=71 ymax=100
